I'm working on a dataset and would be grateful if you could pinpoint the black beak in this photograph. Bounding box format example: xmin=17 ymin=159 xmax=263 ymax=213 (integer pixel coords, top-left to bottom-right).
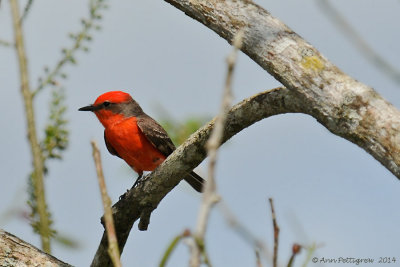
xmin=78 ymin=105 xmax=95 ymax=111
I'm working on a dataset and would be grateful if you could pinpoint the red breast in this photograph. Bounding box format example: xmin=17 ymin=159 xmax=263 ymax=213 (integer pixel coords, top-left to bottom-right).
xmin=104 ymin=116 xmax=166 ymax=174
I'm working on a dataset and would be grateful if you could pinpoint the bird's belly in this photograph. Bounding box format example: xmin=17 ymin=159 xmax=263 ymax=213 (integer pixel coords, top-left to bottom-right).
xmin=105 ymin=120 xmax=165 ymax=173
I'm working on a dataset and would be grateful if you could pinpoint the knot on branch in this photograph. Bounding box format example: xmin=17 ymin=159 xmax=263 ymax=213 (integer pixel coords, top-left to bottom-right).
xmin=138 ymin=206 xmax=155 ymax=231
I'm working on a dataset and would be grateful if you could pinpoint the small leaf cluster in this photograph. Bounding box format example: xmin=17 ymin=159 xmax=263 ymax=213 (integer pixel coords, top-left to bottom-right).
xmin=41 ymin=88 xmax=69 ymax=162
xmin=24 ymin=0 xmax=109 ymax=249
xmin=160 ymin=116 xmax=210 ymax=146
xmin=27 ymin=172 xmax=56 ymax=239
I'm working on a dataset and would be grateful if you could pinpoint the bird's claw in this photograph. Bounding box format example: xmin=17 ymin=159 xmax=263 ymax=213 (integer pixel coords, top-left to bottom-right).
xmin=132 ymin=174 xmax=144 ymax=189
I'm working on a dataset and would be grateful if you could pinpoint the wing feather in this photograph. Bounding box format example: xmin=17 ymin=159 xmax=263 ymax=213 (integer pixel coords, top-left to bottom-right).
xmin=104 ymin=130 xmax=121 ymax=158
xmin=136 ymin=115 xmax=176 ymax=156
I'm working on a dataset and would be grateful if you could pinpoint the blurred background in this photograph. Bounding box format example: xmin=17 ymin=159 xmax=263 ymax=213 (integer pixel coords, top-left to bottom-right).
xmin=1 ymin=0 xmax=399 ymax=266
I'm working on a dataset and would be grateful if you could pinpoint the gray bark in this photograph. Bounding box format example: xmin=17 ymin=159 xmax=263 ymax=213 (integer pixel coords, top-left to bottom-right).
xmin=0 ymin=229 xmax=72 ymax=267
xmin=163 ymin=0 xmax=400 ymax=178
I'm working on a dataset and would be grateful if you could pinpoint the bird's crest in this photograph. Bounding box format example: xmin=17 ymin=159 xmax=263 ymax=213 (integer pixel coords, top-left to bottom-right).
xmin=94 ymin=91 xmax=132 ymax=105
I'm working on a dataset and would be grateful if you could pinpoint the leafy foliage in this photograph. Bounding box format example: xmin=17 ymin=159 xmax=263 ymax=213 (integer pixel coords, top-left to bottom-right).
xmin=160 ymin=116 xmax=210 ymax=146
xmin=27 ymin=172 xmax=55 ymax=238
xmin=22 ymin=0 xmax=109 ymax=250
xmin=42 ymin=88 xmax=68 ymax=162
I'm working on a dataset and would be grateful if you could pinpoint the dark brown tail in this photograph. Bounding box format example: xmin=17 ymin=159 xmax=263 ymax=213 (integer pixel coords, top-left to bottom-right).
xmin=184 ymin=171 xmax=205 ymax=193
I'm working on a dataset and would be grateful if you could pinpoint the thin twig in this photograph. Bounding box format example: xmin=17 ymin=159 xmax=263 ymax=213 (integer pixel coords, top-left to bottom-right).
xmin=91 ymin=141 xmax=121 ymax=267
xmin=0 ymin=39 xmax=13 ymax=47
xmin=159 ymin=230 xmax=188 ymax=267
xmin=10 ymin=0 xmax=51 ymax=253
xmin=301 ymin=243 xmax=317 ymax=267
xmin=287 ymin=244 xmax=301 ymax=267
xmin=316 ymin=0 xmax=400 ymax=84
xmin=190 ymin=30 xmax=244 ymax=267
xmin=184 ymin=236 xmax=213 ymax=267
xmin=269 ymin=198 xmax=279 ymax=267
xmin=0 ymin=187 xmax=27 ymax=225
xmin=184 ymin=236 xmax=199 ymax=265
xmin=20 ymin=0 xmax=34 ymax=23
xmin=32 ymin=0 xmax=106 ymax=96
xmin=256 ymin=250 xmax=263 ymax=267
xmin=201 ymin=245 xmax=212 ymax=267
xmin=219 ymin=201 xmax=271 ymax=260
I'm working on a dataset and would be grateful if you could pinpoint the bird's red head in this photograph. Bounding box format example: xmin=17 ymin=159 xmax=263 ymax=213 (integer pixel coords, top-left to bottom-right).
xmin=93 ymin=91 xmax=132 ymax=106
xmin=79 ymin=91 xmax=142 ymax=128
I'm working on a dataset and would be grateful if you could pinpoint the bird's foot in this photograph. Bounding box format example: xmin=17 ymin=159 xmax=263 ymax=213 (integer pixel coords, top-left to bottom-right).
xmin=132 ymin=174 xmax=144 ymax=189
xmin=119 ymin=191 xmax=127 ymax=200
xmin=119 ymin=188 xmax=131 ymax=200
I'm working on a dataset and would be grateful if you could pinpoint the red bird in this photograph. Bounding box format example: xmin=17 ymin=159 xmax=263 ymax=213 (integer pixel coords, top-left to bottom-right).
xmin=79 ymin=91 xmax=204 ymax=192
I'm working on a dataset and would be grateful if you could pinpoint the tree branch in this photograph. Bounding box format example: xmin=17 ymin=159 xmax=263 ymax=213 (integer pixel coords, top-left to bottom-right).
xmin=91 ymin=141 xmax=121 ymax=267
xmin=92 ymin=0 xmax=400 ymax=265
xmin=20 ymin=0 xmax=34 ymax=23
xmin=91 ymin=86 xmax=301 ymax=266
xmin=190 ymin=29 xmax=243 ymax=267
xmin=287 ymin=244 xmax=301 ymax=267
xmin=10 ymin=0 xmax=52 ymax=253
xmin=0 ymin=230 xmax=71 ymax=266
xmin=163 ymin=0 xmax=400 ymax=179
xmin=269 ymin=198 xmax=279 ymax=267
xmin=316 ymin=0 xmax=400 ymax=84
xmin=33 ymin=0 xmax=107 ymax=96
xmin=219 ymin=201 xmax=271 ymax=260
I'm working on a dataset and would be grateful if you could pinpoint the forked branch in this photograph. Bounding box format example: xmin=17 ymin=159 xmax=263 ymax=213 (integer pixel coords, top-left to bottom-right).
xmin=91 ymin=0 xmax=400 ymax=265
xmin=163 ymin=0 xmax=400 ymax=178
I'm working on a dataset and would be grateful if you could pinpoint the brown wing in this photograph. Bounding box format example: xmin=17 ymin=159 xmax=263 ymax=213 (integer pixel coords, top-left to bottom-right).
xmin=136 ymin=114 xmax=176 ymax=156
xmin=104 ymin=130 xmax=121 ymax=158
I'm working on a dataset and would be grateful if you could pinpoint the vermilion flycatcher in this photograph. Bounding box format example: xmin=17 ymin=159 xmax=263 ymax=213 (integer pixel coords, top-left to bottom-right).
xmin=79 ymin=91 xmax=204 ymax=192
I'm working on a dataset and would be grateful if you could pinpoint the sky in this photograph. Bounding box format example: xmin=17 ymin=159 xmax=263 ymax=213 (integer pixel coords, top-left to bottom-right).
xmin=1 ymin=0 xmax=400 ymax=266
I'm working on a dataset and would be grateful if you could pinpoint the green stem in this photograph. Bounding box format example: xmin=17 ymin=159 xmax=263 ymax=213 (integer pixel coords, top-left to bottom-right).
xmin=10 ymin=0 xmax=51 ymax=253
xmin=159 ymin=234 xmax=183 ymax=267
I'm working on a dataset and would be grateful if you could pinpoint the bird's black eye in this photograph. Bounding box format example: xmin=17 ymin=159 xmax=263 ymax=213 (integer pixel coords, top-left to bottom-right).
xmin=103 ymin=101 xmax=111 ymax=107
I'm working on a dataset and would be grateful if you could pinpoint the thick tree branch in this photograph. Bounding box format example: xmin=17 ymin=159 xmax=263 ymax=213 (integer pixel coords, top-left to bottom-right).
xmin=163 ymin=0 xmax=400 ymax=179
xmin=92 ymin=0 xmax=400 ymax=265
xmin=91 ymin=87 xmax=302 ymax=266
xmin=316 ymin=0 xmax=400 ymax=84
xmin=0 ymin=230 xmax=71 ymax=266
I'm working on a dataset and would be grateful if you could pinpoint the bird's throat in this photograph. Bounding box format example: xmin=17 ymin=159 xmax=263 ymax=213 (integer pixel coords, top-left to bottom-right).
xmin=95 ymin=109 xmax=127 ymax=129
